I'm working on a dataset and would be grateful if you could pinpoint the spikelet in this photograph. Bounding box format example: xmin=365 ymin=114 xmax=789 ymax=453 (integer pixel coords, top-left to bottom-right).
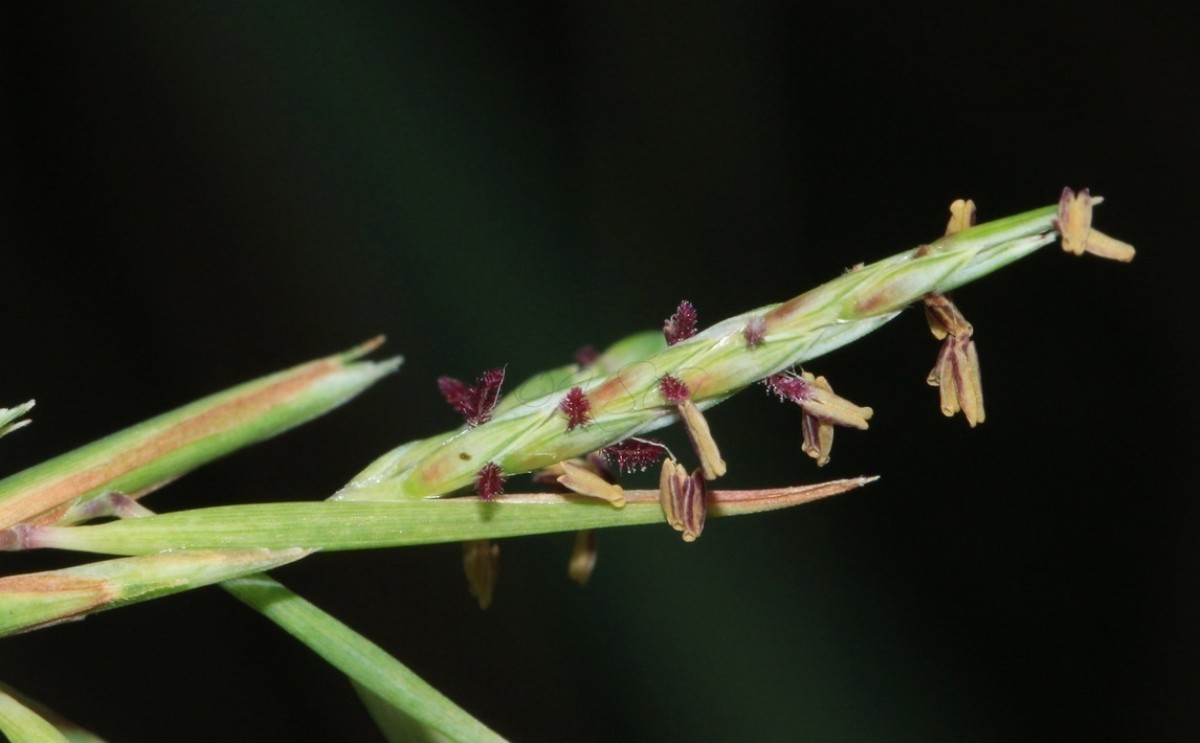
xmin=337 ymin=191 xmax=1133 ymax=502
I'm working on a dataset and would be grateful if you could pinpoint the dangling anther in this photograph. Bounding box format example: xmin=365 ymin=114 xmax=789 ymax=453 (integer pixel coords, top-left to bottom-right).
xmin=764 ymin=371 xmax=872 ymax=466
xmin=659 ymin=375 xmax=727 ymax=480
xmin=1056 ymin=188 xmax=1135 ymax=262
xmin=658 ymin=459 xmax=708 ymax=542
xmin=463 ymin=539 xmax=500 ymax=610
xmin=556 ymin=459 xmax=626 ymax=507
xmin=923 ymin=292 xmax=985 ymax=427
xmin=568 ymin=529 xmax=599 ymax=585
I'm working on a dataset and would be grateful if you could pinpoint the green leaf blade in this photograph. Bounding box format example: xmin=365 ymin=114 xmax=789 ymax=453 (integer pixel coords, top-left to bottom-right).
xmin=225 ymin=575 xmax=504 ymax=742
xmin=0 ymin=548 xmax=308 ymax=636
xmin=0 ymin=341 xmax=399 ymax=530
xmin=29 ymin=479 xmax=874 ymax=555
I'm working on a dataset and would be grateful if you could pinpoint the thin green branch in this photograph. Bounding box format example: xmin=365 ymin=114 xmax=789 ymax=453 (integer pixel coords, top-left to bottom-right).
xmin=0 ymin=689 xmax=69 ymax=743
xmin=224 ymin=574 xmax=504 ymax=743
xmin=20 ymin=479 xmax=873 ymax=556
xmin=0 ymin=683 xmax=103 ymax=743
xmin=0 ymin=548 xmax=308 ymax=636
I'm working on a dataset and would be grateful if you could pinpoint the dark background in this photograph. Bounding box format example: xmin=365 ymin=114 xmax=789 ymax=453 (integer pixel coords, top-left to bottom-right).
xmin=2 ymin=3 xmax=1195 ymax=741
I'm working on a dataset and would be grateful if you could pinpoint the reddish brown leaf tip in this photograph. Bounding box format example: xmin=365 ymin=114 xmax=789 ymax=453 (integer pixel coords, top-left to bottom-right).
xmin=475 ymin=462 xmax=506 ymax=500
xmin=439 ymin=367 xmax=506 ymax=426
xmin=659 ymin=375 xmax=691 ymax=404
xmin=559 ymin=387 xmax=592 ymax=431
xmin=599 ymin=438 xmax=670 ymax=473
xmin=743 ymin=316 xmax=766 ymax=347
xmin=663 ymin=300 xmax=698 ymax=346
xmin=349 ymin=335 xmax=387 ymax=357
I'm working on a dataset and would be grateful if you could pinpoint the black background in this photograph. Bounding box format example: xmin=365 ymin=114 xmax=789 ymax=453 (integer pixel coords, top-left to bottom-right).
xmin=2 ymin=3 xmax=1195 ymax=741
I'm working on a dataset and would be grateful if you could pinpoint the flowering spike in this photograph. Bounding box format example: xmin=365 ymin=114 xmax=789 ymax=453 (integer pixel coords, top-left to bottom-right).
xmin=599 ymin=438 xmax=670 ymax=473
xmin=474 ymin=462 xmax=506 ymax=500
xmin=743 ymin=316 xmax=766 ymax=347
xmin=558 ymin=387 xmax=592 ymax=431
xmin=663 ymin=300 xmax=698 ymax=346
xmin=659 ymin=375 xmax=690 ymax=404
xmin=341 ymin=191 xmax=1132 ymax=501
xmin=439 ymin=367 xmax=506 ymax=426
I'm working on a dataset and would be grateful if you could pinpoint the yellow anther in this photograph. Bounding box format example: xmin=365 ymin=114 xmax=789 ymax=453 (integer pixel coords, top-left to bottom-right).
xmin=463 ymin=540 xmax=500 ymax=610
xmin=568 ymin=529 xmax=599 ymax=585
xmin=557 ymin=459 xmax=626 ymax=507
xmin=677 ymin=399 xmax=727 ymax=480
xmin=1057 ymin=188 xmax=1135 ymax=262
xmin=945 ymin=198 xmax=977 ymax=235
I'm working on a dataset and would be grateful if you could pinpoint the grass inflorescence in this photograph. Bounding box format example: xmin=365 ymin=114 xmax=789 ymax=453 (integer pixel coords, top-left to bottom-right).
xmin=0 ymin=190 xmax=1133 ymax=741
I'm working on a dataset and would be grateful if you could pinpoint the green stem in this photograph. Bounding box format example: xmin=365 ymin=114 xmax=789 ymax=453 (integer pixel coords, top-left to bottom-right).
xmin=23 ymin=480 xmax=872 ymax=556
xmin=223 ymin=574 xmax=504 ymax=743
xmin=0 ymin=690 xmax=68 ymax=743
xmin=0 ymin=548 xmax=308 ymax=636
